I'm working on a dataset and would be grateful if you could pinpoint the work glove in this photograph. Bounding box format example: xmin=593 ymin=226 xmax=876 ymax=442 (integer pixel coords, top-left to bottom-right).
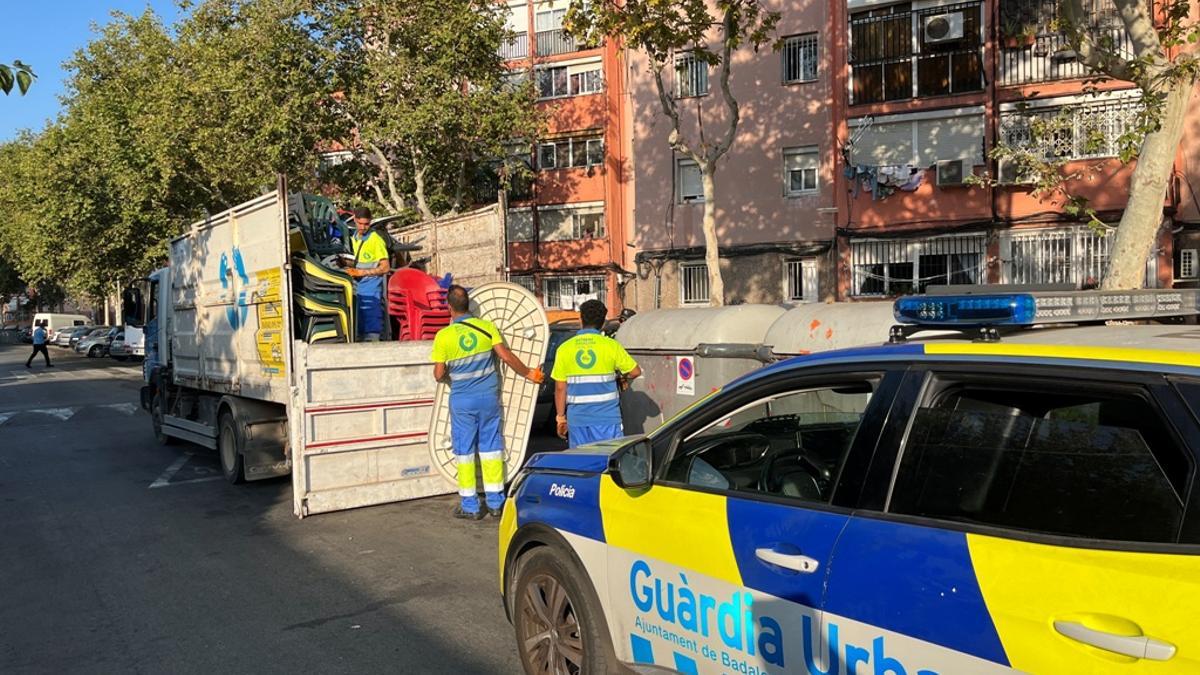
xmin=526 ymin=368 xmax=545 ymax=384
xmin=556 ymin=416 xmax=568 ymax=440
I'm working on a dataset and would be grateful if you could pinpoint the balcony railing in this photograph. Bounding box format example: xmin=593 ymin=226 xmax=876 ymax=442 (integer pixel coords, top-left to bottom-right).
xmin=500 ymin=34 xmax=528 ymax=60
xmin=998 ymin=0 xmax=1135 ymax=85
xmin=535 ymin=29 xmax=577 ymax=57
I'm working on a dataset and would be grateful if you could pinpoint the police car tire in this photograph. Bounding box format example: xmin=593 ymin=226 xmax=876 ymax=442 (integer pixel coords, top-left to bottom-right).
xmin=513 ymin=546 xmax=613 ymax=675
xmin=218 ymin=412 xmax=246 ymax=485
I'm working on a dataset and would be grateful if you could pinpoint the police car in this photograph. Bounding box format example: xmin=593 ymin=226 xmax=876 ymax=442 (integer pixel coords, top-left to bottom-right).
xmin=499 ymin=289 xmax=1200 ymax=675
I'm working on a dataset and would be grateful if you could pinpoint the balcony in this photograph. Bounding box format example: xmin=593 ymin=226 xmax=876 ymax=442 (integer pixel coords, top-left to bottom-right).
xmin=500 ymin=33 xmax=528 ymax=60
xmin=998 ymin=0 xmax=1135 ymax=85
xmin=536 ymin=29 xmax=577 ymax=57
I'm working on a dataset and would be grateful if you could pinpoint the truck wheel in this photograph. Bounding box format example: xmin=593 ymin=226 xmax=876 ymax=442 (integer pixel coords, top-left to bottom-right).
xmin=218 ymin=412 xmax=246 ymax=484
xmin=151 ymin=397 xmax=176 ymax=446
xmin=513 ymin=546 xmax=612 ymax=675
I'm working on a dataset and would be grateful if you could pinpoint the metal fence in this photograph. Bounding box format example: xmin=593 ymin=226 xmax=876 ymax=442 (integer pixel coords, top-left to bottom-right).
xmin=535 ymin=29 xmax=576 ymax=57
xmin=999 ymin=96 xmax=1142 ymax=161
xmin=1003 ymin=227 xmax=1110 ymax=286
xmin=499 ymin=34 xmax=528 ymax=60
xmin=998 ymin=0 xmax=1135 ymax=85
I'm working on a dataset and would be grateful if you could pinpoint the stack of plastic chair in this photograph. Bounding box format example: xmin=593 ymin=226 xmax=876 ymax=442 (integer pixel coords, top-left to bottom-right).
xmin=387 ymin=268 xmax=451 ymax=341
xmin=291 ymin=253 xmax=355 ymax=343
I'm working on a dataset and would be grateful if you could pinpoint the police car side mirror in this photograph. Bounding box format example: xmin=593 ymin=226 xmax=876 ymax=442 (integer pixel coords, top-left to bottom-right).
xmin=610 ymin=439 xmax=652 ymax=490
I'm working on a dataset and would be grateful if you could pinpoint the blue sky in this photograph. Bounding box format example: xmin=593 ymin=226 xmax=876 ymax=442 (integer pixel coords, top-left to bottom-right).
xmin=0 ymin=1 xmax=182 ymax=141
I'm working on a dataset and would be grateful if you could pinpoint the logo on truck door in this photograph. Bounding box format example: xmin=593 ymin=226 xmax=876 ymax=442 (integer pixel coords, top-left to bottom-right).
xmin=219 ymin=248 xmax=251 ymax=330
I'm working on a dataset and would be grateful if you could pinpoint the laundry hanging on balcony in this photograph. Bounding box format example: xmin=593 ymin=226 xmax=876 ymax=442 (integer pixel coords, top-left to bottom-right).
xmin=844 ymin=164 xmax=925 ymax=201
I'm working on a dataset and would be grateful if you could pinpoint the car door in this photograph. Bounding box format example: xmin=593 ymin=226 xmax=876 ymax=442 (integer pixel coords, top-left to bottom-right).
xmin=821 ymin=365 xmax=1200 ymax=674
xmin=598 ymin=367 xmax=903 ymax=674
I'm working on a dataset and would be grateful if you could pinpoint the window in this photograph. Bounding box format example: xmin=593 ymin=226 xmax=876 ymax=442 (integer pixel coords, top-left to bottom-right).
xmin=782 ymin=33 xmax=819 ymax=83
xmin=573 ymin=210 xmax=605 ymax=239
xmin=999 ymin=98 xmax=1142 ymax=161
xmin=1178 ymin=248 xmax=1197 ymax=280
xmin=784 ymin=258 xmax=819 ymax=302
xmin=544 ymin=275 xmax=606 ymax=310
xmin=1003 ymin=226 xmax=1109 ymax=287
xmin=537 ymin=136 xmax=603 ymax=170
xmin=851 ymin=235 xmax=985 ymax=296
xmin=889 ymin=380 xmax=1189 ymax=543
xmin=510 ymin=275 xmax=537 ymax=293
xmin=537 ymin=64 xmax=602 ymax=98
xmin=848 ymin=2 xmax=983 ymax=105
xmin=675 ymin=52 xmax=709 ymax=98
xmin=680 ymin=262 xmax=710 ymax=305
xmin=535 ymin=9 xmax=576 ymax=56
xmin=783 ymin=146 xmax=818 ymax=196
xmin=665 ymin=383 xmax=874 ymax=501
xmin=536 ymin=66 xmax=570 ymax=98
xmin=998 ymin=0 xmax=1137 ymax=85
xmin=676 ymin=158 xmax=703 ymax=203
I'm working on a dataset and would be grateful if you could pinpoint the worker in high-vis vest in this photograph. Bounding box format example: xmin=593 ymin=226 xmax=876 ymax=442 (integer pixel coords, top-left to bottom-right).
xmin=551 ymin=299 xmax=641 ymax=447
xmin=345 ymin=207 xmax=389 ymax=341
xmin=431 ymin=285 xmax=544 ymax=520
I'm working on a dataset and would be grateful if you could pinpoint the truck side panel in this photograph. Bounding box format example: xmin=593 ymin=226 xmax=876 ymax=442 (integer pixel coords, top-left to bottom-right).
xmin=169 ymin=190 xmax=291 ymax=405
xmin=290 ymin=341 xmax=451 ymax=517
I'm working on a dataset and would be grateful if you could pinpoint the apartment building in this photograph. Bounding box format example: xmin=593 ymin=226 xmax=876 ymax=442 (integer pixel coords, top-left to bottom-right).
xmin=832 ymin=0 xmax=1200 ymax=298
xmin=622 ymin=3 xmax=839 ymax=310
xmin=499 ymin=0 xmax=631 ymax=312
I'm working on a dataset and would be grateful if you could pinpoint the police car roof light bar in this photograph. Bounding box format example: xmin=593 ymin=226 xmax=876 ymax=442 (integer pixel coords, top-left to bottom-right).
xmin=890 ymin=289 xmax=1200 ymax=342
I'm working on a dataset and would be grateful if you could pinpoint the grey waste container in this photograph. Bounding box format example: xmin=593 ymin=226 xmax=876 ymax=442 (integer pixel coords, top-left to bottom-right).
xmin=765 ymin=301 xmax=896 ymax=357
xmin=616 ymin=305 xmax=786 ymax=434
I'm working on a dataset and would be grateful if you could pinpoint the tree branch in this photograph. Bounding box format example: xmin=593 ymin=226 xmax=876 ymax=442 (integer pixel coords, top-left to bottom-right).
xmin=1062 ymin=0 xmax=1134 ymax=81
xmin=711 ymin=9 xmax=740 ymax=166
xmin=650 ymin=57 xmax=698 ymax=162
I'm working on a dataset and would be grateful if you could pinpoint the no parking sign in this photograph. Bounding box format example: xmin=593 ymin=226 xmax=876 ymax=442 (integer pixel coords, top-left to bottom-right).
xmin=676 ymin=356 xmax=695 ymax=396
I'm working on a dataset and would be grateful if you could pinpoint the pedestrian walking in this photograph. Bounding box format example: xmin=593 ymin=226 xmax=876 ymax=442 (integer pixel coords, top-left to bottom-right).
xmin=344 ymin=207 xmax=390 ymax=341
xmin=551 ymin=300 xmax=640 ymax=447
xmin=26 ymin=324 xmax=53 ymax=368
xmin=431 ymin=285 xmax=544 ymax=519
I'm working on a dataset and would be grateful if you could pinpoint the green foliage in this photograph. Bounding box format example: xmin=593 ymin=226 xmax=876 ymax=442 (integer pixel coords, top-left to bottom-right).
xmin=0 ymin=61 xmax=35 ymax=95
xmin=309 ymin=0 xmax=544 ymax=219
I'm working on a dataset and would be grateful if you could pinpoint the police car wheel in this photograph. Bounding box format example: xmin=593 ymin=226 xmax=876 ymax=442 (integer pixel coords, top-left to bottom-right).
xmin=218 ymin=412 xmax=246 ymax=485
xmin=513 ymin=547 xmax=611 ymax=675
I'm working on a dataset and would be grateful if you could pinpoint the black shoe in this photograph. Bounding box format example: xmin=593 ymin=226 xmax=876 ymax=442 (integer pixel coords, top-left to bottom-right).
xmin=25 ymin=364 xmax=30 ymax=368
xmin=453 ymin=506 xmax=484 ymax=520
xmin=488 ymin=505 xmax=504 ymax=519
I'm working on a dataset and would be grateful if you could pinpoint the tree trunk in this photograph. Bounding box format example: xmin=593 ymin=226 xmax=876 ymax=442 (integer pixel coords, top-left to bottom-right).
xmin=700 ymin=169 xmax=725 ymax=307
xmin=1101 ymin=81 xmax=1191 ymax=290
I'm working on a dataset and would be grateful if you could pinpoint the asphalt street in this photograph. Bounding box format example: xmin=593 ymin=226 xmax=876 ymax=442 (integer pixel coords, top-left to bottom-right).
xmin=0 ymin=342 xmax=553 ymax=674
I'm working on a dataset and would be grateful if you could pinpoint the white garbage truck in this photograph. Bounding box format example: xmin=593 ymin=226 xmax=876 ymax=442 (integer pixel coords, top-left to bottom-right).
xmin=133 ymin=180 xmax=547 ymax=517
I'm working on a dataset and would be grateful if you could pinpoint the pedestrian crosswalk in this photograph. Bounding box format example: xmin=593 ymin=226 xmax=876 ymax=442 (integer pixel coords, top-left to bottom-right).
xmin=0 ymin=365 xmax=142 ymax=387
xmin=0 ymin=402 xmax=141 ymax=426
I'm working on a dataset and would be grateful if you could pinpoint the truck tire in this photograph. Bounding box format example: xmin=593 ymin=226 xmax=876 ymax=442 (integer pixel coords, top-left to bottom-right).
xmin=512 ymin=546 xmax=613 ymax=675
xmin=151 ymin=396 xmax=177 ymax=446
xmin=218 ymin=412 xmax=246 ymax=484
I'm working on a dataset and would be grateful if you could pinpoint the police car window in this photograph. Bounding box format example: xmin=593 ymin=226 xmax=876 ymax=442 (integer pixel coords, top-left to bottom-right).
xmin=889 ymin=384 xmax=1187 ymax=544
xmin=665 ymin=384 xmax=873 ymax=503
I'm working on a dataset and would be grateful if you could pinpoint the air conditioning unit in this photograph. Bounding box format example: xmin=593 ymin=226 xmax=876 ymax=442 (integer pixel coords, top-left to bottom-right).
xmin=997 ymin=157 xmax=1033 ymax=185
xmin=924 ymin=12 xmax=965 ymax=44
xmin=936 ymin=159 xmax=969 ymax=187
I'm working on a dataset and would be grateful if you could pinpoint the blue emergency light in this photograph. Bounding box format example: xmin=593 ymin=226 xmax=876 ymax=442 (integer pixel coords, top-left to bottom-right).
xmin=894 ymin=294 xmax=1037 ymax=325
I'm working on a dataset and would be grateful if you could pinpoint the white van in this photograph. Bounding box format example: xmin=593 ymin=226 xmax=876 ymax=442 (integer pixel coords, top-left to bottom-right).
xmin=32 ymin=313 xmax=91 ymax=340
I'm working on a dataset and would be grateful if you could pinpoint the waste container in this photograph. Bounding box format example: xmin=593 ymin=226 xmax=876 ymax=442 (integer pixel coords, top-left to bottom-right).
xmin=617 ymin=305 xmax=786 ymax=434
xmin=765 ymin=301 xmax=896 ymax=357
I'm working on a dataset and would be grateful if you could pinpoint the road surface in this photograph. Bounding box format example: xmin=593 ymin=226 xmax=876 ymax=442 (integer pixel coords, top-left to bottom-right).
xmin=0 ymin=343 xmax=544 ymax=674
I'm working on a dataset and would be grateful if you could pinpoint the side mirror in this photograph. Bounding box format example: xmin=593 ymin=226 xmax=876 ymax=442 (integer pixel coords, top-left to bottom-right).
xmin=609 ymin=438 xmax=653 ymax=490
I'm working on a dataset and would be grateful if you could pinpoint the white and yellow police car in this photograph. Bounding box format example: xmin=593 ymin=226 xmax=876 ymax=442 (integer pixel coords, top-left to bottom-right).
xmin=499 ymin=289 xmax=1200 ymax=675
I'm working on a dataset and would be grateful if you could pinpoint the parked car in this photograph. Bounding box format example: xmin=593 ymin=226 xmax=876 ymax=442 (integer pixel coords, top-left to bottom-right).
xmin=55 ymin=325 xmax=93 ymax=347
xmin=109 ymin=331 xmax=130 ymax=361
xmin=71 ymin=325 xmax=107 ymax=349
xmin=78 ymin=327 xmax=119 ymax=358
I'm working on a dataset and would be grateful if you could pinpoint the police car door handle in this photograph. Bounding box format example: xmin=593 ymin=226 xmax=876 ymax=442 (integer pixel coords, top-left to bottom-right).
xmin=1053 ymin=620 xmax=1176 ymax=661
xmin=754 ymin=547 xmax=819 ymax=573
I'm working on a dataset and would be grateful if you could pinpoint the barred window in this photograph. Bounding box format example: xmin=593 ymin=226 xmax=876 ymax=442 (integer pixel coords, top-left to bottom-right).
xmin=784 ymin=258 xmax=819 ymax=302
xmin=510 ymin=275 xmax=538 ymax=293
xmin=852 ymin=235 xmax=986 ymax=297
xmin=999 ymin=0 xmax=1138 ymax=85
xmin=782 ymin=33 xmax=819 ymax=83
xmin=1003 ymin=226 xmax=1112 ymax=287
xmin=544 ymin=276 xmax=606 ymax=310
xmin=675 ymin=52 xmax=709 ymax=98
xmin=680 ymin=262 xmax=710 ymax=305
xmin=999 ymin=98 xmax=1142 ymax=161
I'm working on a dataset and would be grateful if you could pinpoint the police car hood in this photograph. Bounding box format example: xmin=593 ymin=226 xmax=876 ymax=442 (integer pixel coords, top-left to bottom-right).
xmin=523 ymin=436 xmax=638 ymax=474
